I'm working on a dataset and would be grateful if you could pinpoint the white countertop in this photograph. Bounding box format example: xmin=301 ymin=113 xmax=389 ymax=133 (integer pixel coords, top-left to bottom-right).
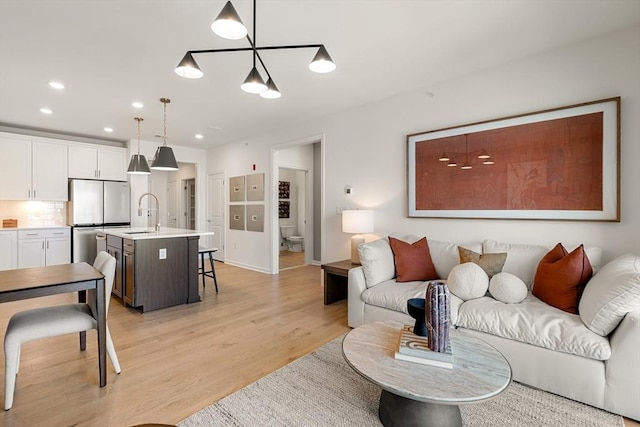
xmin=1 ymin=225 xmax=70 ymax=231
xmin=101 ymin=227 xmax=214 ymax=240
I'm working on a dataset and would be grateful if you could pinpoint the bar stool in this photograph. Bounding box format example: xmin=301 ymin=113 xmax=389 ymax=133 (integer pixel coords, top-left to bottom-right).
xmin=198 ymin=247 xmax=219 ymax=292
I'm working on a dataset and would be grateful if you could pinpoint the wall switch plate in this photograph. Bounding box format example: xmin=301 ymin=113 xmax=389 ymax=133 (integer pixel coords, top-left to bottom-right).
xmin=159 ymin=248 xmax=167 ymax=259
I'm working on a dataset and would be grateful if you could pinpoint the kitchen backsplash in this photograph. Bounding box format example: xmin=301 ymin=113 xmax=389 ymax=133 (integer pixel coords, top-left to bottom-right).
xmin=0 ymin=200 xmax=67 ymax=227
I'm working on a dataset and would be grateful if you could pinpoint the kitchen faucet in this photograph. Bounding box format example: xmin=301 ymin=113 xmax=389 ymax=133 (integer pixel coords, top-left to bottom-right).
xmin=138 ymin=192 xmax=160 ymax=232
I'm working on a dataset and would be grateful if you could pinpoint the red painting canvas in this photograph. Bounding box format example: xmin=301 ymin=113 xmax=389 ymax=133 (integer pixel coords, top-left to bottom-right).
xmin=414 ymin=113 xmax=604 ymax=212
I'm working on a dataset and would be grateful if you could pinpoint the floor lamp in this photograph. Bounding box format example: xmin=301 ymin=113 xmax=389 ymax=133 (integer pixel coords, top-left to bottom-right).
xmin=342 ymin=210 xmax=374 ymax=264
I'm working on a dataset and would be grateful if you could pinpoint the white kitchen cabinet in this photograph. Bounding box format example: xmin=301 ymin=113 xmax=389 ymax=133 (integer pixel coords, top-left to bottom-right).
xmin=18 ymin=228 xmax=71 ymax=268
xmin=0 ymin=136 xmax=68 ymax=201
xmin=0 ymin=230 xmax=18 ymax=271
xmin=68 ymin=145 xmax=127 ymax=181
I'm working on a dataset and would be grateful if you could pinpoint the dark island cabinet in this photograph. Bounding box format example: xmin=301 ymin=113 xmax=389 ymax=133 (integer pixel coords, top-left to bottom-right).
xmin=120 ymin=235 xmax=200 ymax=312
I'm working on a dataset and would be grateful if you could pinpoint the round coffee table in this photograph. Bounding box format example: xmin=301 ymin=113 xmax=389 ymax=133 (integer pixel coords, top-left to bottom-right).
xmin=342 ymin=321 xmax=512 ymax=427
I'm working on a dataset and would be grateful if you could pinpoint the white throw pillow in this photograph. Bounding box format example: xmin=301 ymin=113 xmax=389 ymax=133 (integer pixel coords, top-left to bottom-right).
xmin=358 ymin=238 xmax=395 ymax=288
xmin=579 ymin=254 xmax=640 ymax=336
xmin=489 ymin=272 xmax=528 ymax=304
xmin=446 ymin=262 xmax=489 ymax=301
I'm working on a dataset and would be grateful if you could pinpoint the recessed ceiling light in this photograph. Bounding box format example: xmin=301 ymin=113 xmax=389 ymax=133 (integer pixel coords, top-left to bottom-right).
xmin=104 ymin=127 xmax=114 ymax=133
xmin=195 ymin=134 xmax=203 ymax=139
xmin=132 ymin=101 xmax=144 ymax=109
xmin=40 ymin=108 xmax=53 ymax=114
xmin=49 ymin=81 xmax=65 ymax=90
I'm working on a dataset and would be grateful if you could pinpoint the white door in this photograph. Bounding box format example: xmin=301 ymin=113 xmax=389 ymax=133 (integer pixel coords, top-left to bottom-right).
xmin=32 ymin=141 xmax=68 ymax=201
xmin=167 ymin=180 xmax=178 ymax=228
xmin=18 ymin=239 xmax=46 ymax=268
xmin=45 ymin=237 xmax=71 ymax=266
xmin=207 ymin=172 xmax=225 ymax=261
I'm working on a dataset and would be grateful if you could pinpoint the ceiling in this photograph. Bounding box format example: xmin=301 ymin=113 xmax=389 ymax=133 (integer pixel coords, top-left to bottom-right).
xmin=1 ymin=1 xmax=638 ymax=149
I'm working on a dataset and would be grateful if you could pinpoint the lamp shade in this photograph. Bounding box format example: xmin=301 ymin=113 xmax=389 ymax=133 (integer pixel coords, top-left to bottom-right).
xmin=342 ymin=210 xmax=374 ymax=234
xmin=150 ymin=146 xmax=179 ymax=171
xmin=211 ymin=1 xmax=248 ymax=40
xmin=309 ymin=46 xmax=336 ymax=73
xmin=175 ymin=52 xmax=204 ymax=79
xmin=259 ymin=78 xmax=281 ymax=99
xmin=127 ymin=154 xmax=151 ymax=174
xmin=241 ymin=67 xmax=267 ymax=94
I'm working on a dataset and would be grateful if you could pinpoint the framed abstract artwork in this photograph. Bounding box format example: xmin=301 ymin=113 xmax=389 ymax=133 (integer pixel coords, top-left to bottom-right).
xmin=407 ymin=97 xmax=620 ymax=221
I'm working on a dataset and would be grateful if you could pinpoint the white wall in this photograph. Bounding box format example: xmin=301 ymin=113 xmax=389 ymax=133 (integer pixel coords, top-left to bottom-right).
xmin=207 ymin=26 xmax=640 ymax=271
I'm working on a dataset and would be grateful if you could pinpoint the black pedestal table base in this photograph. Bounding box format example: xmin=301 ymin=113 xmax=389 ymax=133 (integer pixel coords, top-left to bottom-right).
xmin=378 ymin=389 xmax=462 ymax=427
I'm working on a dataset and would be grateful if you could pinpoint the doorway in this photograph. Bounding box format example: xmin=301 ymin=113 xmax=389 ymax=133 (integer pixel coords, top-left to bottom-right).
xmin=271 ymin=137 xmax=322 ymax=274
xmin=183 ymin=178 xmax=196 ymax=230
xmin=278 ymin=168 xmax=307 ymax=270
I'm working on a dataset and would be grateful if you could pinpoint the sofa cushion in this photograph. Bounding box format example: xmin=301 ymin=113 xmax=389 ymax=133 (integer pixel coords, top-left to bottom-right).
xmin=456 ymin=293 xmax=611 ymax=360
xmin=489 ymin=272 xmax=528 ymax=304
xmin=361 ymin=278 xmax=464 ymax=324
xmin=532 ymin=243 xmax=593 ymax=314
xmin=458 ymin=246 xmax=507 ymax=278
xmin=579 ymin=254 xmax=640 ymax=336
xmin=447 ymin=262 xmax=489 ymax=301
xmin=358 ymin=238 xmax=395 ymax=288
xmin=483 ymin=240 xmax=602 ymax=288
xmin=389 ymin=236 xmax=438 ymax=282
xmin=428 ymin=240 xmax=483 ymax=279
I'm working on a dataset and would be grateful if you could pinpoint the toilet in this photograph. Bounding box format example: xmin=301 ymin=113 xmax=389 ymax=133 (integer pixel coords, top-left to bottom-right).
xmin=280 ymin=225 xmax=304 ymax=252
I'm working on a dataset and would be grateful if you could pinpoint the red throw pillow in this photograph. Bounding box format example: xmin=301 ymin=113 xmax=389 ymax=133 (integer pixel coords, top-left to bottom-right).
xmin=532 ymin=243 xmax=593 ymax=314
xmin=388 ymin=237 xmax=438 ymax=282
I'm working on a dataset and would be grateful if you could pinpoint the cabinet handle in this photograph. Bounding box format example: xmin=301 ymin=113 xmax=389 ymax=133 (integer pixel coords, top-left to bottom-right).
xmin=47 ymin=241 xmax=49 ymax=249
xmin=42 ymin=241 xmax=44 ymax=249
xmin=98 ymin=170 xmax=101 ymax=178
xmin=26 ymin=233 xmax=38 ymax=236
xmin=53 ymin=232 xmax=64 ymax=235
xmin=28 ymin=189 xmax=30 ymax=198
xmin=33 ymin=190 xmax=36 ymax=198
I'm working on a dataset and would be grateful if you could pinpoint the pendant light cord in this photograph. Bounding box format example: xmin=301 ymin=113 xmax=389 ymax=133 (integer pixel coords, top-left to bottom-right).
xmin=135 ymin=117 xmax=143 ymax=155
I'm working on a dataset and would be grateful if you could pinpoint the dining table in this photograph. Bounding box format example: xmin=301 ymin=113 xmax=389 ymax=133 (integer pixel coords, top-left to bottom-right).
xmin=0 ymin=262 xmax=107 ymax=387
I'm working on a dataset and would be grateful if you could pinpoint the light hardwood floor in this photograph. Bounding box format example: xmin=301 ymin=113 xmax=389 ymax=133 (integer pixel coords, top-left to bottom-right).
xmin=1 ymin=262 xmax=637 ymax=427
xmin=279 ymin=249 xmax=306 ymax=270
xmin=1 ymin=262 xmax=349 ymax=426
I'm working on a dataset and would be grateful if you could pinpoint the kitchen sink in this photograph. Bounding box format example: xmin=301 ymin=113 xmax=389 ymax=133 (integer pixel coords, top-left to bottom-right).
xmin=124 ymin=231 xmax=157 ymax=235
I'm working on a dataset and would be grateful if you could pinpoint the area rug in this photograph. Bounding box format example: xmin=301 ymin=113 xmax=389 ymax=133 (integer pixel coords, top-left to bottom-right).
xmin=179 ymin=336 xmax=623 ymax=427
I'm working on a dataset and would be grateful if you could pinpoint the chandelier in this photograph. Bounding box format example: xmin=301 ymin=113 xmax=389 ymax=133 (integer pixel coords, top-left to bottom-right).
xmin=174 ymin=0 xmax=336 ymax=99
xmin=437 ymin=134 xmax=494 ymax=170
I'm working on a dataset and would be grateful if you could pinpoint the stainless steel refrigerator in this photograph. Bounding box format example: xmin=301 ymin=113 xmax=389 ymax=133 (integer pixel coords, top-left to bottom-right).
xmin=69 ymin=179 xmax=130 ymax=263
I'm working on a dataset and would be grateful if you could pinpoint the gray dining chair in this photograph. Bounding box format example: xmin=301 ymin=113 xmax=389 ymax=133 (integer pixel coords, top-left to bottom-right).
xmin=3 ymin=251 xmax=121 ymax=410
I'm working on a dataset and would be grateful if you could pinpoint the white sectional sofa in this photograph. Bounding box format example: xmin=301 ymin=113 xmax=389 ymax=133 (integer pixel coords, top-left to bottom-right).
xmin=347 ymin=237 xmax=640 ymax=420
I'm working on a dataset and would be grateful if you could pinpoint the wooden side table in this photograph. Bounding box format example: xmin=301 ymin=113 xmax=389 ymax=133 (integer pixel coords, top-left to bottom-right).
xmin=321 ymin=259 xmax=357 ymax=305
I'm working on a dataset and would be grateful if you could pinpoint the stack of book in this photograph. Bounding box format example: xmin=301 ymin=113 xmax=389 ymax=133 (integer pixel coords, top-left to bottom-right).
xmin=394 ymin=325 xmax=453 ymax=369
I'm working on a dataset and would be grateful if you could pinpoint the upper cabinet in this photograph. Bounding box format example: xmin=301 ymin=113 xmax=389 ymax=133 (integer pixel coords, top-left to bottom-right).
xmin=0 ymin=136 xmax=68 ymax=201
xmin=68 ymin=145 xmax=127 ymax=181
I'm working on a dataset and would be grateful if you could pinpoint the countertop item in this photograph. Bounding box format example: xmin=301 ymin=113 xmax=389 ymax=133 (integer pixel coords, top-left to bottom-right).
xmin=101 ymin=227 xmax=214 ymax=240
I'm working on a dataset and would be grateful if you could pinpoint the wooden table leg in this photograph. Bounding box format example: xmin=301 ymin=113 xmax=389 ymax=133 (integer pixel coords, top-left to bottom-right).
xmin=79 ymin=290 xmax=87 ymax=350
xmin=96 ymin=277 xmax=107 ymax=387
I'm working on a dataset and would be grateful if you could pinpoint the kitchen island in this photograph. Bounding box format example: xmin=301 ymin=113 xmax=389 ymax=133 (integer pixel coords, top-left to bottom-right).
xmin=100 ymin=227 xmax=214 ymax=312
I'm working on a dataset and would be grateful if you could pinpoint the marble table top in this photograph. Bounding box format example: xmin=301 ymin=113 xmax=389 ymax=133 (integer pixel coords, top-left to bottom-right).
xmin=342 ymin=320 xmax=512 ymax=404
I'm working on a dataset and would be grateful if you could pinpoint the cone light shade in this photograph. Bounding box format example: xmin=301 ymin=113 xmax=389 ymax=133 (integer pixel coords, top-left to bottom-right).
xmin=150 ymin=98 xmax=179 ymax=171
xmin=151 ymin=146 xmax=179 ymax=171
xmin=241 ymin=67 xmax=267 ymax=94
xmin=174 ymin=52 xmax=204 ymax=79
xmin=128 ymin=117 xmax=151 ymax=175
xmin=211 ymin=1 xmax=247 ymax=40
xmin=309 ymin=46 xmax=336 ymax=73
xmin=128 ymin=155 xmax=151 ymax=174
xmin=259 ymin=78 xmax=281 ymax=99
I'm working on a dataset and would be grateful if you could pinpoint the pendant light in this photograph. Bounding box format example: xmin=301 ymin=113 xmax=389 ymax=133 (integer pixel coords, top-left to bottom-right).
xmin=150 ymin=98 xmax=179 ymax=171
xmin=175 ymin=0 xmax=335 ymax=98
xmin=211 ymin=1 xmax=247 ymax=40
xmin=127 ymin=117 xmax=151 ymax=175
